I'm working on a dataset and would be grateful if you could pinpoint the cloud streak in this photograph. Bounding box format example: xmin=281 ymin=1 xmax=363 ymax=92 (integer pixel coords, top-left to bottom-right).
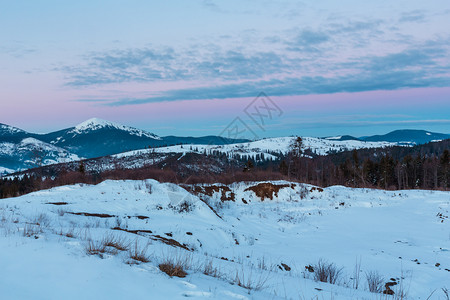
xmin=58 ymin=10 xmax=450 ymax=106
xmin=61 ymin=47 xmax=296 ymax=86
xmin=71 ymin=41 xmax=450 ymax=106
xmin=80 ymin=67 xmax=450 ymax=106
xmin=399 ymin=10 xmax=427 ymax=23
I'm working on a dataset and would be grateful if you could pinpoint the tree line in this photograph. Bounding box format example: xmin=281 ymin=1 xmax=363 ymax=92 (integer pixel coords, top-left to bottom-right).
xmin=1 ymin=139 xmax=448 ymax=199
xmin=281 ymin=139 xmax=449 ymax=190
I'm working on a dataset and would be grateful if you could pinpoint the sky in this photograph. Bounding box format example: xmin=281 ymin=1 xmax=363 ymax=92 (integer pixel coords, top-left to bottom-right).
xmin=0 ymin=0 xmax=449 ymax=138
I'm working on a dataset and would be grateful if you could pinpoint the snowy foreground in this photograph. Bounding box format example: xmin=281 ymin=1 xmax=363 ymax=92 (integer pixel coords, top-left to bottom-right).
xmin=0 ymin=180 xmax=449 ymax=299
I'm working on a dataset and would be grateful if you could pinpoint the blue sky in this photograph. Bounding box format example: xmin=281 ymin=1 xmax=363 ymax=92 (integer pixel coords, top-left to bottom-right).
xmin=0 ymin=0 xmax=449 ymax=137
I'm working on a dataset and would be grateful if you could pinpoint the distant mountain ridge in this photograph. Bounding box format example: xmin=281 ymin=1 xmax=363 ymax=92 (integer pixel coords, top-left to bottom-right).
xmin=1 ymin=118 xmax=448 ymax=175
xmin=0 ymin=118 xmax=250 ymax=173
xmin=36 ymin=118 xmax=251 ymax=158
xmin=323 ymin=135 xmax=360 ymax=141
xmin=360 ymin=129 xmax=449 ymax=144
xmin=0 ymin=137 xmax=81 ymax=173
xmin=323 ymin=130 xmax=449 ymax=144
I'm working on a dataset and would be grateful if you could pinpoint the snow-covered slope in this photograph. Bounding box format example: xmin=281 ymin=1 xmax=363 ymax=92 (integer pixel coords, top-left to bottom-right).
xmin=116 ymin=136 xmax=398 ymax=160
xmin=0 ymin=137 xmax=81 ymax=174
xmin=1 ymin=179 xmax=448 ymax=299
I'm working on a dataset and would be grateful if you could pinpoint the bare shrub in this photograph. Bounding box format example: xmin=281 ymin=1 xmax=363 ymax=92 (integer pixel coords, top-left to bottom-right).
xmin=255 ymin=256 xmax=277 ymax=272
xmin=159 ymin=252 xmax=192 ymax=278
xmin=393 ymin=279 xmax=408 ymax=300
xmin=203 ymin=259 xmax=221 ymax=278
xmin=83 ymin=233 xmax=129 ymax=255
xmin=23 ymin=224 xmax=41 ymax=237
xmin=135 ymin=183 xmax=142 ymax=191
xmin=103 ymin=233 xmax=129 ymax=251
xmin=313 ymin=259 xmax=343 ymax=285
xmin=0 ymin=213 xmax=7 ymax=224
xmin=179 ymin=200 xmax=193 ymax=213
xmin=390 ymin=269 xmax=409 ymax=299
xmin=299 ymin=185 xmax=309 ymax=199
xmin=128 ymin=240 xmax=150 ymax=263
xmin=114 ymin=216 xmax=122 ymax=228
xmin=234 ymin=268 xmax=269 ymax=291
xmin=34 ymin=213 xmax=52 ymax=227
xmin=58 ymin=227 xmax=76 ymax=238
xmin=145 ymin=181 xmax=153 ymax=194
xmin=257 ymin=256 xmax=269 ymax=271
xmin=366 ymin=271 xmax=384 ymax=293
xmin=1 ymin=217 xmax=19 ymax=236
xmin=169 ymin=200 xmax=193 ymax=213
xmin=85 ymin=239 xmax=107 ymax=256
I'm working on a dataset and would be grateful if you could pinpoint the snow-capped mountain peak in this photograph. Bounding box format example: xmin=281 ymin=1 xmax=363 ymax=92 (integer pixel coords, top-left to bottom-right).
xmin=74 ymin=118 xmax=115 ymax=131
xmin=71 ymin=118 xmax=161 ymax=139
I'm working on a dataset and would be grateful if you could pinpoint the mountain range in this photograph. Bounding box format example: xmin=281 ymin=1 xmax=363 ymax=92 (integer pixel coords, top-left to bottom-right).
xmin=0 ymin=118 xmax=448 ymax=175
xmin=324 ymin=129 xmax=449 ymax=144
xmin=0 ymin=118 xmax=249 ymax=174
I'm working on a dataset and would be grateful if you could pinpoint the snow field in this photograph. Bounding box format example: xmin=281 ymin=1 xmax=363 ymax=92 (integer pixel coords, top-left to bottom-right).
xmin=0 ymin=179 xmax=449 ymax=299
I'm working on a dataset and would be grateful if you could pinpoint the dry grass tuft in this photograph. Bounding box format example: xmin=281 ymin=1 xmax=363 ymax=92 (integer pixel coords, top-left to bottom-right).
xmin=85 ymin=233 xmax=131 ymax=256
xmin=202 ymin=259 xmax=222 ymax=278
xmin=23 ymin=224 xmax=41 ymax=238
xmin=159 ymin=262 xmax=187 ymax=278
xmin=313 ymin=259 xmax=343 ymax=285
xmin=158 ymin=252 xmax=192 ymax=278
xmin=103 ymin=233 xmax=129 ymax=251
xmin=85 ymin=239 xmax=107 ymax=256
xmin=234 ymin=268 xmax=269 ymax=291
xmin=366 ymin=270 xmax=384 ymax=293
xmin=34 ymin=213 xmax=52 ymax=227
xmin=128 ymin=240 xmax=150 ymax=263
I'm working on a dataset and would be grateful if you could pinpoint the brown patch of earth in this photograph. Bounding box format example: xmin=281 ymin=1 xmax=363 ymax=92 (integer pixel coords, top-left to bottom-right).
xmin=69 ymin=212 xmax=115 ymax=218
xmin=244 ymin=183 xmax=290 ymax=201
